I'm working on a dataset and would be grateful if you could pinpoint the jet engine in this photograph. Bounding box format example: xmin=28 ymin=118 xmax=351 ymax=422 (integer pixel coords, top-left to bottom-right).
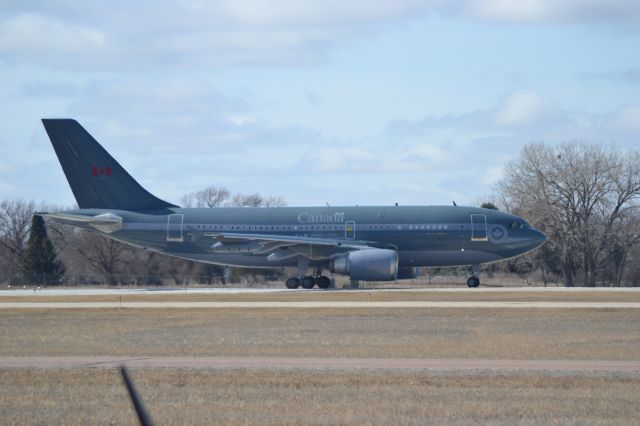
xmin=329 ymin=249 xmax=398 ymax=281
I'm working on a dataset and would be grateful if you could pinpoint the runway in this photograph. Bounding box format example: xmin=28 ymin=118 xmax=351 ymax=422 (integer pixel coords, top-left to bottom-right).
xmin=0 ymin=356 xmax=638 ymax=372
xmin=1 ymin=301 xmax=640 ymax=309
xmin=2 ymin=287 xmax=640 ymax=297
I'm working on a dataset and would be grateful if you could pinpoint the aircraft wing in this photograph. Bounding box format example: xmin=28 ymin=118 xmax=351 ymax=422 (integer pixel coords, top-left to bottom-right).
xmin=199 ymin=231 xmax=379 ymax=261
xmin=204 ymin=232 xmax=370 ymax=248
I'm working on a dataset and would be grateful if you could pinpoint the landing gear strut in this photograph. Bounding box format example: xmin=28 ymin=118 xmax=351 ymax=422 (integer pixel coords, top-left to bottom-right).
xmin=466 ymin=276 xmax=480 ymax=288
xmin=467 ymin=264 xmax=480 ymax=288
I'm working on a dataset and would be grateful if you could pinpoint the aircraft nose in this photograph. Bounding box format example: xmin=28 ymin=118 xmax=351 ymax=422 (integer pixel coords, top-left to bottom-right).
xmin=529 ymin=229 xmax=546 ymax=249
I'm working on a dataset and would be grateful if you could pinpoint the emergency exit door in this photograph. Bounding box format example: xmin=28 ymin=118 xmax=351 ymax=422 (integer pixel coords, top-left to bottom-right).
xmin=167 ymin=214 xmax=184 ymax=242
xmin=470 ymin=214 xmax=487 ymax=241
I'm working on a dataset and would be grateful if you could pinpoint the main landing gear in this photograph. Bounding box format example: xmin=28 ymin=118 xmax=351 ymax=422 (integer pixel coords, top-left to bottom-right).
xmin=466 ymin=264 xmax=480 ymax=288
xmin=285 ymin=275 xmax=331 ymax=289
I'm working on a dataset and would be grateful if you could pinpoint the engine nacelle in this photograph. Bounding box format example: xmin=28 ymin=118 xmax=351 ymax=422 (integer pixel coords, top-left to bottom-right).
xmin=397 ymin=267 xmax=421 ymax=280
xmin=329 ymin=249 xmax=398 ymax=281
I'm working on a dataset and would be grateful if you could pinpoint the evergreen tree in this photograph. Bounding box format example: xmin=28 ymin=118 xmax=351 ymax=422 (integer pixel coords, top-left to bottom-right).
xmin=480 ymin=202 xmax=499 ymax=211
xmin=21 ymin=215 xmax=64 ymax=285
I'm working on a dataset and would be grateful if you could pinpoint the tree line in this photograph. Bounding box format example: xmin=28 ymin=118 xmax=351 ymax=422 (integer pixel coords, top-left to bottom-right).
xmin=0 ymin=188 xmax=286 ymax=286
xmin=1 ymin=143 xmax=639 ymax=287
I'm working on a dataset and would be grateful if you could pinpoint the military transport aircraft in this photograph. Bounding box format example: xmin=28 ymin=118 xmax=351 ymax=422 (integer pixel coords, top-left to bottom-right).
xmin=41 ymin=119 xmax=545 ymax=288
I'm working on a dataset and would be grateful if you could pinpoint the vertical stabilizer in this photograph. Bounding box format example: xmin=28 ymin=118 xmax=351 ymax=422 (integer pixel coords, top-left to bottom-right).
xmin=42 ymin=119 xmax=177 ymax=210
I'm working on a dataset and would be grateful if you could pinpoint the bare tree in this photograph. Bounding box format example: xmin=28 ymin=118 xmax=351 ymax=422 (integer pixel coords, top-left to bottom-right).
xmin=182 ymin=186 xmax=286 ymax=209
xmin=73 ymin=231 xmax=130 ymax=284
xmin=262 ymin=195 xmax=287 ymax=207
xmin=180 ymin=192 xmax=197 ymax=208
xmin=230 ymin=193 xmax=263 ymax=207
xmin=0 ymin=200 xmax=37 ymax=278
xmin=0 ymin=200 xmax=35 ymax=255
xmin=181 ymin=186 xmax=230 ymax=208
xmin=229 ymin=193 xmax=286 ymax=207
xmin=498 ymin=143 xmax=640 ymax=286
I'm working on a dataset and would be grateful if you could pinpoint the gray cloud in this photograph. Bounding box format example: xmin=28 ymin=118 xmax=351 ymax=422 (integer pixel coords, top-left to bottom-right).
xmin=1 ymin=1 xmax=639 ymax=71
xmin=386 ymin=91 xmax=569 ymax=138
xmin=386 ymin=90 xmax=640 ymax=154
xmin=0 ymin=1 xmax=438 ymax=70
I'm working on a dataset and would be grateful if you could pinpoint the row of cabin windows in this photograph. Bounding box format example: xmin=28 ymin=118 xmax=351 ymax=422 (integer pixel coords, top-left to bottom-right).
xmin=193 ymin=224 xmax=450 ymax=232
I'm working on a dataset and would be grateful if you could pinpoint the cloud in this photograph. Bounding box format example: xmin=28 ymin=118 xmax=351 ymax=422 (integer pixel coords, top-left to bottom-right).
xmin=610 ymin=105 xmax=640 ymax=134
xmin=386 ymin=90 xmax=564 ymax=139
xmin=463 ymin=0 xmax=640 ymax=23
xmin=586 ymin=68 xmax=640 ymax=84
xmin=0 ymin=1 xmax=437 ymax=70
xmin=1 ymin=1 xmax=638 ymax=71
xmin=304 ymin=140 xmax=458 ymax=175
xmin=305 ymin=91 xmax=323 ymax=106
xmin=0 ymin=13 xmax=105 ymax=56
xmin=386 ymin=90 xmax=640 ymax=153
xmin=493 ymin=91 xmax=556 ymax=127
xmin=19 ymin=80 xmax=82 ymax=97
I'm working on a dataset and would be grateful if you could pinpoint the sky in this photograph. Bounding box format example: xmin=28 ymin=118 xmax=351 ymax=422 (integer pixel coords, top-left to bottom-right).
xmin=1 ymin=0 xmax=639 ymax=208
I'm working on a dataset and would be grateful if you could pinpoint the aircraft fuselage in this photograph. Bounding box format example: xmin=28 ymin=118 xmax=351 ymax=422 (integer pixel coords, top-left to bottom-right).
xmin=57 ymin=204 xmax=545 ymax=270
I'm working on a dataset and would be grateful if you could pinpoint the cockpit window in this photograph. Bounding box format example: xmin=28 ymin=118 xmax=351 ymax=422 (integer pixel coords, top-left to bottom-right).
xmin=510 ymin=221 xmax=529 ymax=230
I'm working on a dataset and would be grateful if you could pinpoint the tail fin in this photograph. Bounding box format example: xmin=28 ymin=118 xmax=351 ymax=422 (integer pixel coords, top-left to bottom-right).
xmin=42 ymin=119 xmax=177 ymax=210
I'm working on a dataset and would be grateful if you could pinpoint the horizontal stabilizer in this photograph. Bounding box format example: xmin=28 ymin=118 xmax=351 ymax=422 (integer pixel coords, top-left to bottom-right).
xmin=42 ymin=212 xmax=123 ymax=233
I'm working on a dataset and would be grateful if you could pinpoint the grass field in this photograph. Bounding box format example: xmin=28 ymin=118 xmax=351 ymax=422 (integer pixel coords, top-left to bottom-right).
xmin=2 ymin=290 xmax=640 ymax=424
xmin=2 ymin=369 xmax=640 ymax=425
xmin=1 ymin=307 xmax=639 ymax=360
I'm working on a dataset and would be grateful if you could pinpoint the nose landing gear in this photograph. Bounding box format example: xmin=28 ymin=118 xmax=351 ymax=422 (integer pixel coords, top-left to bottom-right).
xmin=466 ymin=276 xmax=480 ymax=288
xmin=466 ymin=264 xmax=480 ymax=288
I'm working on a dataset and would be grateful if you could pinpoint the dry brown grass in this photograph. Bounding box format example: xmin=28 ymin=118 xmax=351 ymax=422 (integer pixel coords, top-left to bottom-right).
xmin=1 ymin=308 xmax=639 ymax=360
xmin=1 ymin=368 xmax=640 ymax=425
xmin=3 ymin=289 xmax=640 ymax=303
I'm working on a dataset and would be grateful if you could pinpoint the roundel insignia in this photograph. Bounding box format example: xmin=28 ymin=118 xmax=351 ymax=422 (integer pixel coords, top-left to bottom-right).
xmin=490 ymin=226 xmax=505 ymax=240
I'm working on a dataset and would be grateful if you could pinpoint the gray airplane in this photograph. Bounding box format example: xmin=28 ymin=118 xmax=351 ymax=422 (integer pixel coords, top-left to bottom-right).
xmin=40 ymin=119 xmax=545 ymax=288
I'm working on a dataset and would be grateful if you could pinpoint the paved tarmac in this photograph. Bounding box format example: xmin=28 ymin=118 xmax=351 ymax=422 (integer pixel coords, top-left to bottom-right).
xmin=2 ymin=287 xmax=640 ymax=297
xmin=1 ymin=301 xmax=640 ymax=309
xmin=0 ymin=356 xmax=638 ymax=372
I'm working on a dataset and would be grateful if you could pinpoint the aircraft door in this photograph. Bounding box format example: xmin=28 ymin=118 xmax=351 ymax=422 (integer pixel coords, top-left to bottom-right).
xmin=470 ymin=214 xmax=488 ymax=241
xmin=345 ymin=221 xmax=356 ymax=239
xmin=167 ymin=214 xmax=184 ymax=242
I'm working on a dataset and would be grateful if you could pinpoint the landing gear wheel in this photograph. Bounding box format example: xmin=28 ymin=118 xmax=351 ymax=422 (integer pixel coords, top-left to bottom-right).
xmin=301 ymin=276 xmax=316 ymax=289
xmin=286 ymin=277 xmax=300 ymax=289
xmin=466 ymin=276 xmax=480 ymax=288
xmin=316 ymin=276 xmax=331 ymax=289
